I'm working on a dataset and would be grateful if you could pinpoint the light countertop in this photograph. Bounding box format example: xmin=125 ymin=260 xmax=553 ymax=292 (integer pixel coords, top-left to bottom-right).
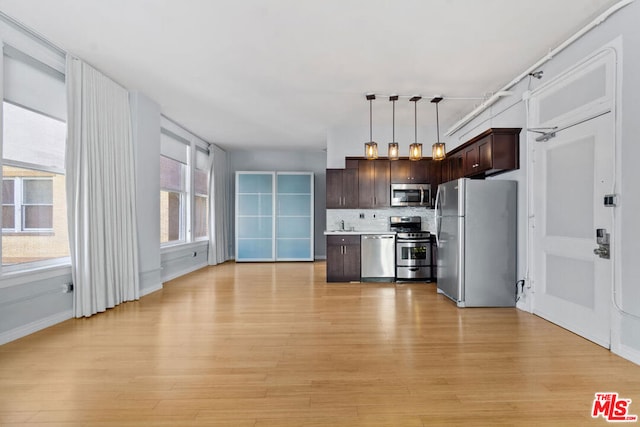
xmin=324 ymin=230 xmax=397 ymax=236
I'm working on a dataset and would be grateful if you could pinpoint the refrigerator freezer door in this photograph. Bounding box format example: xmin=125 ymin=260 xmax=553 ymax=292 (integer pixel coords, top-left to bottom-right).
xmin=463 ymin=180 xmax=517 ymax=307
xmin=438 ymin=179 xmax=465 ymax=217
xmin=436 ymin=215 xmax=464 ymax=303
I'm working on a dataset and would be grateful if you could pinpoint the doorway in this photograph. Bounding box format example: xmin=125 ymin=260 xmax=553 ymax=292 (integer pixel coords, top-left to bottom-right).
xmin=528 ymin=47 xmax=617 ymax=348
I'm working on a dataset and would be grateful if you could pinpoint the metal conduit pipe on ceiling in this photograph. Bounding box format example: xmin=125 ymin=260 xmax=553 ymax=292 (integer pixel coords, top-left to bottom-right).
xmin=444 ymin=0 xmax=635 ymax=137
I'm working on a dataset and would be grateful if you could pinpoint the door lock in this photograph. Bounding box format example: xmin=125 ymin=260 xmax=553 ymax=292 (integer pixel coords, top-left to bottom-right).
xmin=593 ymin=228 xmax=610 ymax=259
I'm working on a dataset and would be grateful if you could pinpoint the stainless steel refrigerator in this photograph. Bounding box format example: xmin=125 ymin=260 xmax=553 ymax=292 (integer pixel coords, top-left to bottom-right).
xmin=435 ymin=178 xmax=517 ymax=307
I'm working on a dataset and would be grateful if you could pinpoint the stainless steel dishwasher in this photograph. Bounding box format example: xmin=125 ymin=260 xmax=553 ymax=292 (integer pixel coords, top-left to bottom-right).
xmin=360 ymin=234 xmax=395 ymax=282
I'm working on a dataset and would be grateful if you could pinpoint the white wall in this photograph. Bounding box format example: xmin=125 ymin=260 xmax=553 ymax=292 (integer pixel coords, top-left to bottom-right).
xmin=327 ymin=123 xmax=436 ymax=168
xmin=444 ymin=2 xmax=640 ymax=365
xmin=229 ymin=149 xmax=327 ymax=258
xmin=130 ymin=91 xmax=162 ymax=295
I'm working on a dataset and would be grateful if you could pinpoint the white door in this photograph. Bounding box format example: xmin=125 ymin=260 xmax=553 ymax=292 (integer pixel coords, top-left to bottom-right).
xmin=529 ymin=47 xmax=617 ymax=348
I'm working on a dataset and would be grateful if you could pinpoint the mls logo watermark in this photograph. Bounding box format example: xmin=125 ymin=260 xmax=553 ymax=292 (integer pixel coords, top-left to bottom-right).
xmin=592 ymin=392 xmax=638 ymax=422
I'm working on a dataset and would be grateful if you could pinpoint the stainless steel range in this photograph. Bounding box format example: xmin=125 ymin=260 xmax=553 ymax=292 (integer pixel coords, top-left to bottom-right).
xmin=390 ymin=216 xmax=434 ymax=281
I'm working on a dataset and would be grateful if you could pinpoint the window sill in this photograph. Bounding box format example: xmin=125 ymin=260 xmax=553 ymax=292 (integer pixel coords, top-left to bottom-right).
xmin=160 ymin=240 xmax=208 ymax=256
xmin=0 ymin=260 xmax=72 ymax=289
xmin=2 ymin=231 xmax=55 ymax=236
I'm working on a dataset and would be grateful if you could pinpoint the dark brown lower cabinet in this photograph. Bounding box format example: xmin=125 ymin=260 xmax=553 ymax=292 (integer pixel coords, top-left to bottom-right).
xmin=326 ymin=235 xmax=361 ymax=282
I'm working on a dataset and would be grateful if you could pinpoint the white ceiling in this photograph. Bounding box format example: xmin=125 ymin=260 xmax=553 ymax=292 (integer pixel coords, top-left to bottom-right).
xmin=0 ymin=0 xmax=620 ymax=151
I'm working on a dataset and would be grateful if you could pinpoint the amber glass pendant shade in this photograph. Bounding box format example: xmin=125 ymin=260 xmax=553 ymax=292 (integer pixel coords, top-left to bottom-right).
xmin=388 ymin=142 xmax=399 ymax=160
xmin=409 ymin=143 xmax=422 ymax=161
xmin=365 ymin=141 xmax=378 ymax=160
xmin=432 ymin=142 xmax=446 ymax=160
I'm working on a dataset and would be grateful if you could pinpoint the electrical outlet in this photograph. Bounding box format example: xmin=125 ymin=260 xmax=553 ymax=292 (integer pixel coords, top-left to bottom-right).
xmin=62 ymin=283 xmax=74 ymax=293
xmin=359 ymin=213 xmax=364 ymax=219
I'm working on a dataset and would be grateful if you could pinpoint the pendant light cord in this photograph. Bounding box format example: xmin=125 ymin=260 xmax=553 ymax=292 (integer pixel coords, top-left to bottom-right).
xmin=369 ymin=99 xmax=373 ymax=142
xmin=392 ymin=100 xmax=395 ymax=142
xmin=436 ymin=102 xmax=440 ymax=142
xmin=414 ymin=100 xmax=417 ymax=143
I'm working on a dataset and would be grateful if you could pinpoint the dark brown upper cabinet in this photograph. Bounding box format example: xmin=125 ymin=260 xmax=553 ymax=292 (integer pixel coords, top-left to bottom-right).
xmin=326 ymin=168 xmax=359 ymax=209
xmin=358 ymin=159 xmax=390 ymax=208
xmin=439 ymin=128 xmax=521 ymax=183
xmin=390 ymin=159 xmax=431 ymax=184
xmin=463 ymin=128 xmax=520 ymax=177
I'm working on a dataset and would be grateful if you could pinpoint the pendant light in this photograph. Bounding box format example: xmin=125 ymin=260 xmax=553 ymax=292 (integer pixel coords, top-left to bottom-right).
xmin=409 ymin=96 xmax=422 ymax=161
xmin=364 ymin=94 xmax=378 ymax=159
xmin=431 ymin=96 xmax=446 ymax=161
xmin=388 ymin=95 xmax=399 ymax=160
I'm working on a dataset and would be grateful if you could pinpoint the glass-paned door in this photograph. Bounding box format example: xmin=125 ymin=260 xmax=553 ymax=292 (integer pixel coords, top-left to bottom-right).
xmin=276 ymin=173 xmax=313 ymax=261
xmin=235 ymin=172 xmax=275 ymax=261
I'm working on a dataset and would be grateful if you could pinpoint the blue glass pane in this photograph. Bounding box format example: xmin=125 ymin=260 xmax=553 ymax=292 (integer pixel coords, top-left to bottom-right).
xmin=237 ymin=194 xmax=272 ymax=216
xmin=278 ymin=194 xmax=311 ymax=216
xmin=277 ymin=239 xmax=311 ymax=259
xmin=259 ymin=194 xmax=273 ymax=215
xmin=237 ymin=194 xmax=258 ymax=215
xmin=237 ymin=217 xmax=273 ymax=238
xmin=238 ymin=239 xmax=273 ymax=259
xmin=277 ymin=217 xmax=310 ymax=238
xmin=277 ymin=174 xmax=311 ymax=194
xmin=238 ymin=173 xmax=273 ymax=193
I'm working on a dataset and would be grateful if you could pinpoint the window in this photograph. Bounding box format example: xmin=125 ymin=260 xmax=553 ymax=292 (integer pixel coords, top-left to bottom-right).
xmin=2 ymin=176 xmax=54 ymax=232
xmin=1 ymin=46 xmax=67 ymax=268
xmin=159 ymin=120 xmax=211 ymax=249
xmin=194 ymin=149 xmax=209 ymax=240
xmin=160 ymin=131 xmax=189 ymax=245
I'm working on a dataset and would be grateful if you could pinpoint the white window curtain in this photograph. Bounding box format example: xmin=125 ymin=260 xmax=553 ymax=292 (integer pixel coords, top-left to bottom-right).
xmin=208 ymin=144 xmax=230 ymax=265
xmin=66 ymin=55 xmax=140 ymax=317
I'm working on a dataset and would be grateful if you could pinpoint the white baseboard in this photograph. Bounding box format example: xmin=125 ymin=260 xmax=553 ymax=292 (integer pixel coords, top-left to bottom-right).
xmin=162 ymin=261 xmax=208 ymax=283
xmin=140 ymin=282 xmax=163 ymax=297
xmin=0 ymin=309 xmax=73 ymax=345
xmin=613 ymin=344 xmax=640 ymax=366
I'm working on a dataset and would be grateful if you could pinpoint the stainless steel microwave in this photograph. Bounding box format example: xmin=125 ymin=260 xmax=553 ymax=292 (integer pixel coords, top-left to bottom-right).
xmin=390 ymin=183 xmax=431 ymax=207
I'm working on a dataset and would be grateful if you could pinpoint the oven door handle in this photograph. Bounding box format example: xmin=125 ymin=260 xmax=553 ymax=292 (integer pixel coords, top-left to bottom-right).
xmin=397 ymin=239 xmax=431 ymax=243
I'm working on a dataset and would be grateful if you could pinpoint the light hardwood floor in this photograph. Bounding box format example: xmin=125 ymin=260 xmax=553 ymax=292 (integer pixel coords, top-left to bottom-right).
xmin=1 ymin=261 xmax=639 ymax=426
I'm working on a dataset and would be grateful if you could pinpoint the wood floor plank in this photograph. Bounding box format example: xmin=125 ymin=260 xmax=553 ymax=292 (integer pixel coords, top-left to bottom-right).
xmin=1 ymin=261 xmax=639 ymax=425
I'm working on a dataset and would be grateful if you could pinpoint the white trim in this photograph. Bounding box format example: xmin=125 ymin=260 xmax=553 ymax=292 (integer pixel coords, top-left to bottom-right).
xmin=160 ymin=240 xmax=208 ymax=256
xmin=140 ymin=282 xmax=163 ymax=297
xmin=161 ymin=261 xmax=208 ymax=283
xmin=0 ymin=16 xmax=65 ymax=73
xmin=0 ymin=263 xmax=71 ymax=288
xmin=613 ymin=344 xmax=640 ymax=366
xmin=0 ymin=309 xmax=72 ymax=345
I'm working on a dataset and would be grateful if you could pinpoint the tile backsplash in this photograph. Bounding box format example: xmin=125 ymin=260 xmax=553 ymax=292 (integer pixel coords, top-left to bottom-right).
xmin=326 ymin=207 xmax=436 ymax=232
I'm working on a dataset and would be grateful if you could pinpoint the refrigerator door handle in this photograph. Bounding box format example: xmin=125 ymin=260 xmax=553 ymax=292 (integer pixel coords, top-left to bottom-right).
xmin=434 ymin=186 xmax=441 ymax=247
